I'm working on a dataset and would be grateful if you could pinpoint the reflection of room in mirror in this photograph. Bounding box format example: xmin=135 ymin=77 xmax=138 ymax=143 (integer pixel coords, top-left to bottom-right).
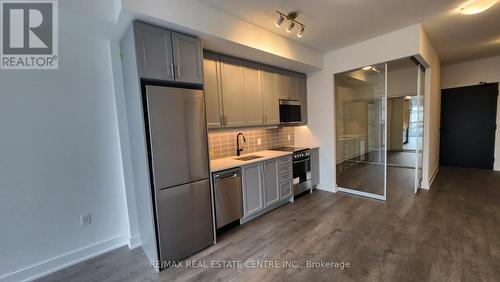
xmin=335 ymin=57 xmax=425 ymax=199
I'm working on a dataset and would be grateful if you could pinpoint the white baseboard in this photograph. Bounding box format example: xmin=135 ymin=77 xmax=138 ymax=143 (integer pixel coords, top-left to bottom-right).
xmin=421 ymin=167 xmax=439 ymax=190
xmin=0 ymin=234 xmax=128 ymax=282
xmin=316 ymin=184 xmax=335 ymax=193
xmin=128 ymin=234 xmax=141 ymax=249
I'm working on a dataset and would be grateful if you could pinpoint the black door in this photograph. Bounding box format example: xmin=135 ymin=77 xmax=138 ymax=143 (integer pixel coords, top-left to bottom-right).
xmin=440 ymin=83 xmax=498 ymax=169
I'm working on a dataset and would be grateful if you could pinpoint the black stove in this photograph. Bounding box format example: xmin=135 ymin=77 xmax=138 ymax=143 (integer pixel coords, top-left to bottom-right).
xmin=273 ymin=146 xmax=312 ymax=196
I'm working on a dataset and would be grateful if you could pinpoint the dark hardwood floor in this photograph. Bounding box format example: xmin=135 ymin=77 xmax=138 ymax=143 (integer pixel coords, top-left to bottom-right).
xmin=37 ymin=166 xmax=500 ymax=281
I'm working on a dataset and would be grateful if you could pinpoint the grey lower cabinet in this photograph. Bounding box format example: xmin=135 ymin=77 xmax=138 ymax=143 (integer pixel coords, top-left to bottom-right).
xmin=242 ymin=157 xmax=292 ymax=219
xmin=263 ymin=160 xmax=280 ymax=207
xmin=133 ymin=21 xmax=203 ymax=84
xmin=311 ymin=148 xmax=320 ymax=187
xmin=242 ymin=163 xmax=264 ymax=217
xmin=278 ymin=156 xmax=293 ymax=199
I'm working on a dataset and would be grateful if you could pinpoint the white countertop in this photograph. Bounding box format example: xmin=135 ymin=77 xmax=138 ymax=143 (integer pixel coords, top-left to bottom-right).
xmin=210 ymin=150 xmax=292 ymax=172
xmin=210 ymin=145 xmax=320 ymax=172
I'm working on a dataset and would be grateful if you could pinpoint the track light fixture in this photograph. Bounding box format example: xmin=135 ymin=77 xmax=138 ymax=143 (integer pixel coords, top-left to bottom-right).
xmin=275 ymin=11 xmax=306 ymax=38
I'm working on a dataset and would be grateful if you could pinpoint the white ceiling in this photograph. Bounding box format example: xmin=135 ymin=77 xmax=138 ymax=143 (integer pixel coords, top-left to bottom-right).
xmin=199 ymin=0 xmax=500 ymax=64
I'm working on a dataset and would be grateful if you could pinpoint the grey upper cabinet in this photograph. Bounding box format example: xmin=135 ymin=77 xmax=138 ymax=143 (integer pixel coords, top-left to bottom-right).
xmin=263 ymin=160 xmax=280 ymax=207
xmin=260 ymin=67 xmax=279 ymax=125
xmin=297 ymin=74 xmax=308 ymax=125
xmin=202 ymin=52 xmax=223 ymax=128
xmin=171 ymin=32 xmax=203 ymax=84
xmin=276 ymin=71 xmax=289 ymax=100
xmin=220 ymin=56 xmax=246 ymax=127
xmin=202 ymin=51 xmax=308 ymax=128
xmin=242 ymin=61 xmax=264 ymax=126
xmin=134 ymin=22 xmax=174 ymax=81
xmin=289 ymin=72 xmax=303 ymax=101
xmin=133 ymin=21 xmax=203 ymax=84
xmin=311 ymin=148 xmax=320 ymax=187
xmin=242 ymin=163 xmax=264 ymax=217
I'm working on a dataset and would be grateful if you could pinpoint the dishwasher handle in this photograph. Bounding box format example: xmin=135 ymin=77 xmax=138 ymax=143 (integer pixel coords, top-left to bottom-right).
xmin=213 ymin=168 xmax=241 ymax=181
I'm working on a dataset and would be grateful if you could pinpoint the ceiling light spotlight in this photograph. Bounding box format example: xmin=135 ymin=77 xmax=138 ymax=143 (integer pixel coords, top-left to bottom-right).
xmin=459 ymin=0 xmax=497 ymax=15
xmin=362 ymin=66 xmax=373 ymax=71
xmin=286 ymin=21 xmax=295 ymax=33
xmin=297 ymin=25 xmax=305 ymax=38
xmin=275 ymin=14 xmax=285 ymax=27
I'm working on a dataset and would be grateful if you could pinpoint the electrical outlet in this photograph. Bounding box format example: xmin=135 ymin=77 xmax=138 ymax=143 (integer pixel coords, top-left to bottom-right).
xmin=81 ymin=213 xmax=92 ymax=226
xmin=287 ymin=134 xmax=291 ymax=141
xmin=257 ymin=138 xmax=261 ymax=145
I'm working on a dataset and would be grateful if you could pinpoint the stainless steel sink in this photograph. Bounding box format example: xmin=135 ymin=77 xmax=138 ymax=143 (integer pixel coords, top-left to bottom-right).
xmin=233 ymin=155 xmax=263 ymax=161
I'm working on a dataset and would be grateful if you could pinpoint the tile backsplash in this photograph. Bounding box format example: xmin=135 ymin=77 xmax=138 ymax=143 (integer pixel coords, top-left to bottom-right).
xmin=208 ymin=127 xmax=294 ymax=160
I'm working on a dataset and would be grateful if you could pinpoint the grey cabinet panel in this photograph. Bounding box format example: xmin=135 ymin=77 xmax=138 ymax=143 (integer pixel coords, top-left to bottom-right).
xmin=203 ymin=52 xmax=223 ymax=128
xmin=298 ymin=74 xmax=308 ymax=124
xmin=260 ymin=69 xmax=279 ymax=125
xmin=263 ymin=160 xmax=280 ymax=207
xmin=156 ymin=179 xmax=213 ymax=262
xmin=277 ymin=71 xmax=289 ymax=100
xmin=279 ymin=156 xmax=293 ymax=199
xmin=134 ymin=22 xmax=174 ymax=81
xmin=280 ymin=182 xmax=293 ymax=199
xmin=288 ymin=73 xmax=300 ymax=101
xmin=172 ymin=32 xmax=203 ymax=84
xmin=242 ymin=163 xmax=263 ymax=216
xmin=220 ymin=56 xmax=246 ymax=127
xmin=311 ymin=148 xmax=320 ymax=186
xmin=242 ymin=62 xmax=264 ymax=126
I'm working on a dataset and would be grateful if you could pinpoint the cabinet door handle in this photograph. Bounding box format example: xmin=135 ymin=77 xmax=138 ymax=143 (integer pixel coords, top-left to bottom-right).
xmin=169 ymin=64 xmax=174 ymax=79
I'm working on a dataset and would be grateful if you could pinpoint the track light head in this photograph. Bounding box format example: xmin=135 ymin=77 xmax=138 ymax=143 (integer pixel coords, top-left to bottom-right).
xmin=275 ymin=14 xmax=284 ymax=27
xmin=286 ymin=21 xmax=295 ymax=33
xmin=297 ymin=25 xmax=305 ymax=37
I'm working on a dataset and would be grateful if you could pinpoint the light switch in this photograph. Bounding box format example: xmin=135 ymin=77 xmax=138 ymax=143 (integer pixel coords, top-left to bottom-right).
xmin=257 ymin=138 xmax=261 ymax=145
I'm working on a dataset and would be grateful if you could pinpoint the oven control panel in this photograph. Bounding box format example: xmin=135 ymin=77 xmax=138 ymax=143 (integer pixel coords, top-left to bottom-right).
xmin=293 ymin=149 xmax=310 ymax=161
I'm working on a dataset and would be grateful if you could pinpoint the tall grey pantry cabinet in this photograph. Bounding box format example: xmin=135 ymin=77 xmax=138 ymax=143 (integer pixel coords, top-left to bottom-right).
xmin=119 ymin=21 xmax=212 ymax=272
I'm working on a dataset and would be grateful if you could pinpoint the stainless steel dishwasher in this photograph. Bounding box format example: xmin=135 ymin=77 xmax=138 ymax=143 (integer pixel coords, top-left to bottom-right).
xmin=213 ymin=168 xmax=243 ymax=229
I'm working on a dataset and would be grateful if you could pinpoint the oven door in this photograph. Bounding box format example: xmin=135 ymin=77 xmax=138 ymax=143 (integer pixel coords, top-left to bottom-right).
xmin=293 ymin=158 xmax=311 ymax=195
xmin=280 ymin=100 xmax=301 ymax=124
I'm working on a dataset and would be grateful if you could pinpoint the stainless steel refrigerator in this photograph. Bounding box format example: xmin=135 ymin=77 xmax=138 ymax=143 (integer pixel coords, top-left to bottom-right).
xmin=144 ymin=85 xmax=213 ymax=264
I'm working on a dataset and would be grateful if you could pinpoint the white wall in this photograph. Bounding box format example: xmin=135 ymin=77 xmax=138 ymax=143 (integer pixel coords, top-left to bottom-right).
xmin=0 ymin=4 xmax=129 ymax=282
xmin=418 ymin=28 xmax=441 ymax=188
xmin=441 ymin=56 xmax=500 ymax=171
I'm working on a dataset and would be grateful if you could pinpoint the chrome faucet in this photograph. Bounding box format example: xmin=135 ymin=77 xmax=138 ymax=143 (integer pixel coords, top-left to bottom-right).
xmin=236 ymin=132 xmax=246 ymax=156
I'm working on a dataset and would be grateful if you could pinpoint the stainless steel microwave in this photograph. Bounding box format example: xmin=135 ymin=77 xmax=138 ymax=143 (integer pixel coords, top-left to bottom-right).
xmin=279 ymin=100 xmax=302 ymax=124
